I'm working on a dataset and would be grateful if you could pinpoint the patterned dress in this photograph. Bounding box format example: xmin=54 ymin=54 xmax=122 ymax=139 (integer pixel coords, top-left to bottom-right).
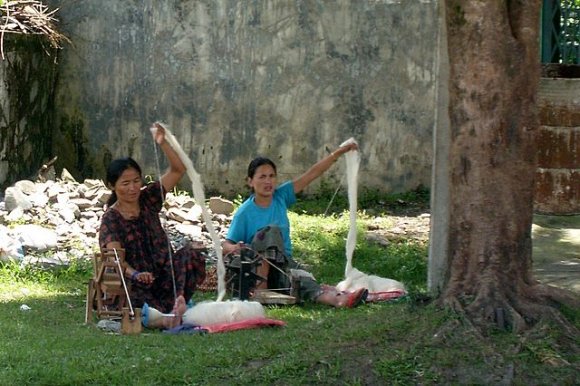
xmin=99 ymin=181 xmax=206 ymax=313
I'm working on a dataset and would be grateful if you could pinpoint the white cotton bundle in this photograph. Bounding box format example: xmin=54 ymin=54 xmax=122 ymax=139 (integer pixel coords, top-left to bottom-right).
xmin=182 ymin=300 xmax=265 ymax=326
xmin=336 ymin=267 xmax=406 ymax=294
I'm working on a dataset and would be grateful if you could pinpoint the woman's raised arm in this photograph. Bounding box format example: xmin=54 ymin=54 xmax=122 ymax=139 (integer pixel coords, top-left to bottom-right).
xmin=292 ymin=142 xmax=358 ymax=194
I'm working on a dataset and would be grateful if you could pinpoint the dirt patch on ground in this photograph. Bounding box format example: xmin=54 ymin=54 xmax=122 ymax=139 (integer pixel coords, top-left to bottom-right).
xmin=365 ymin=213 xmax=430 ymax=246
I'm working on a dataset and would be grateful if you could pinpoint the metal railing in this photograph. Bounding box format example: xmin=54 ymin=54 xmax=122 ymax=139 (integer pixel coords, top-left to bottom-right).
xmin=542 ymin=0 xmax=580 ymax=64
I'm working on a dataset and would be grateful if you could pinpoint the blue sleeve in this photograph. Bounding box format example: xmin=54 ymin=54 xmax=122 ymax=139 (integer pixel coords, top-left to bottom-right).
xmin=277 ymin=181 xmax=297 ymax=208
xmin=226 ymin=205 xmax=249 ymax=244
xmin=226 ymin=214 xmax=242 ymax=243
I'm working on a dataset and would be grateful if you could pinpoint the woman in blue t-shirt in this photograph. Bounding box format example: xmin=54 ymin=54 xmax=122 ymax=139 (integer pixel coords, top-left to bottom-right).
xmin=223 ymin=143 xmax=367 ymax=308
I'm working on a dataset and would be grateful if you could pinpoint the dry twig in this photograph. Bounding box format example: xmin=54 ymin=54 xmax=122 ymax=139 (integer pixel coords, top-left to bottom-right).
xmin=1 ymin=0 xmax=69 ymax=59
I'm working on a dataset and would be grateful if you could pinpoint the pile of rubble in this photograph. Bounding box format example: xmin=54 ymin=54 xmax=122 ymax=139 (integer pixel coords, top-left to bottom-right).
xmin=0 ymin=169 xmax=235 ymax=267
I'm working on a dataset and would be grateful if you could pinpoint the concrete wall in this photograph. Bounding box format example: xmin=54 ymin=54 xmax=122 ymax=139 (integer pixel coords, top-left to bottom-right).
xmin=47 ymin=0 xmax=439 ymax=197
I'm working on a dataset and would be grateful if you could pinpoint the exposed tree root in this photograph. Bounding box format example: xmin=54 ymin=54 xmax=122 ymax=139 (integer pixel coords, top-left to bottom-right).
xmin=439 ymin=281 xmax=579 ymax=338
xmin=436 ymin=292 xmax=579 ymax=378
xmin=532 ymin=283 xmax=580 ymax=310
xmin=440 ymin=295 xmax=485 ymax=341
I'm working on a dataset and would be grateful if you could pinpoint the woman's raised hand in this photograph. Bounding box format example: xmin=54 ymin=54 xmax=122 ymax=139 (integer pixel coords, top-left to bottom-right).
xmin=332 ymin=141 xmax=358 ymax=159
xmin=150 ymin=122 xmax=166 ymax=145
xmin=340 ymin=142 xmax=358 ymax=153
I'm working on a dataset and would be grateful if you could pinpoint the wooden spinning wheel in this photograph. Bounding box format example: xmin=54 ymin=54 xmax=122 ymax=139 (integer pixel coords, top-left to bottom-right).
xmin=85 ymin=248 xmax=130 ymax=323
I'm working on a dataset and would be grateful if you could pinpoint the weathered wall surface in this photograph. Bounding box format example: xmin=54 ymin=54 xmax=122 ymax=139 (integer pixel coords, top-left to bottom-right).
xmin=48 ymin=0 xmax=438 ymax=196
xmin=0 ymin=35 xmax=58 ymax=189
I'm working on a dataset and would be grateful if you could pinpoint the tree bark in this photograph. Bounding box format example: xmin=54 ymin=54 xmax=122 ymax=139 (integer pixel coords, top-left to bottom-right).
xmin=441 ymin=0 xmax=578 ymax=332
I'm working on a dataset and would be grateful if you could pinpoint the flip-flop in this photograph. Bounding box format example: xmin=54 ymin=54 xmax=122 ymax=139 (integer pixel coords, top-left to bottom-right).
xmin=345 ymin=288 xmax=368 ymax=308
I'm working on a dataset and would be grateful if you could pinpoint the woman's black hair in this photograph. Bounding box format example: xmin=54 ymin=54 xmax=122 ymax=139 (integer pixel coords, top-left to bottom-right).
xmin=247 ymin=157 xmax=277 ymax=178
xmin=105 ymin=157 xmax=142 ymax=207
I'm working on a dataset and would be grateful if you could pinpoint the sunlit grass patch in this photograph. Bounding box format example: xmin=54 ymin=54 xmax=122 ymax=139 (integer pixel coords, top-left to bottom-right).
xmin=0 ymin=259 xmax=91 ymax=302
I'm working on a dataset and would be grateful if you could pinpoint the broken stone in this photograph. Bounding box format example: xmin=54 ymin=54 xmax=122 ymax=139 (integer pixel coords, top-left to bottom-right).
xmin=4 ymin=186 xmax=33 ymax=211
xmin=209 ymin=197 xmax=235 ymax=215
xmin=60 ymin=168 xmax=77 ymax=184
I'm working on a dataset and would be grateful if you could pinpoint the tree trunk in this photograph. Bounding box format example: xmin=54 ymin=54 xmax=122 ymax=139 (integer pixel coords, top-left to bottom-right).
xmin=441 ymin=0 xmax=578 ymax=332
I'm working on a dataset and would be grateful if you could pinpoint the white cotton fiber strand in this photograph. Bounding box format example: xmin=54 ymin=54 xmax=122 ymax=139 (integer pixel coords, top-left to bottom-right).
xmin=157 ymin=122 xmax=227 ymax=301
xmin=182 ymin=300 xmax=265 ymax=326
xmin=340 ymin=137 xmax=360 ymax=278
xmin=336 ymin=268 xmax=406 ymax=293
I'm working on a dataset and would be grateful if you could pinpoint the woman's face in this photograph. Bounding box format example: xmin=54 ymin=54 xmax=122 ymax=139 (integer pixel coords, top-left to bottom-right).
xmin=248 ymin=164 xmax=277 ymax=198
xmin=112 ymin=167 xmax=143 ymax=204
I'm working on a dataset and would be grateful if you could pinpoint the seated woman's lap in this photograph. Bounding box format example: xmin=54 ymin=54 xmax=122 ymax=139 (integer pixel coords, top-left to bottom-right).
xmin=175 ymin=245 xmax=206 ymax=300
xmin=250 ymin=225 xmax=322 ymax=301
xmin=129 ymin=246 xmax=206 ymax=313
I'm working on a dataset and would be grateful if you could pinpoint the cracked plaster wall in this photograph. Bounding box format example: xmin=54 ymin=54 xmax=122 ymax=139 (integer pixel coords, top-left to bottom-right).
xmin=48 ymin=0 xmax=439 ymax=196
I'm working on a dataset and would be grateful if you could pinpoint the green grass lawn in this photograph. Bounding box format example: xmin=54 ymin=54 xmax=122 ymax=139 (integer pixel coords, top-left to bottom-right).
xmin=0 ymin=195 xmax=578 ymax=385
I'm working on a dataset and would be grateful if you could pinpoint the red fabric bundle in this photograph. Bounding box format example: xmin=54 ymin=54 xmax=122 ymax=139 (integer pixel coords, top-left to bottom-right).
xmin=366 ymin=289 xmax=407 ymax=302
xmin=202 ymin=318 xmax=286 ymax=334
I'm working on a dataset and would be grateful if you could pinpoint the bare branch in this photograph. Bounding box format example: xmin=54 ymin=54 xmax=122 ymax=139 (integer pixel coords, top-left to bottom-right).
xmin=0 ymin=0 xmax=69 ymax=59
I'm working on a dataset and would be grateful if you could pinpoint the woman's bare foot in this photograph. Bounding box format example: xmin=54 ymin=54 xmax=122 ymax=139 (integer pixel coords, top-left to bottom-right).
xmin=335 ymin=288 xmax=368 ymax=308
xmin=161 ymin=295 xmax=187 ymax=329
xmin=173 ymin=295 xmax=187 ymax=316
xmin=316 ymin=287 xmax=368 ymax=308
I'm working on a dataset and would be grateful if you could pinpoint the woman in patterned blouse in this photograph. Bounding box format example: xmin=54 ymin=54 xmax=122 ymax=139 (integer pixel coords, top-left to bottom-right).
xmin=99 ymin=123 xmax=205 ymax=328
